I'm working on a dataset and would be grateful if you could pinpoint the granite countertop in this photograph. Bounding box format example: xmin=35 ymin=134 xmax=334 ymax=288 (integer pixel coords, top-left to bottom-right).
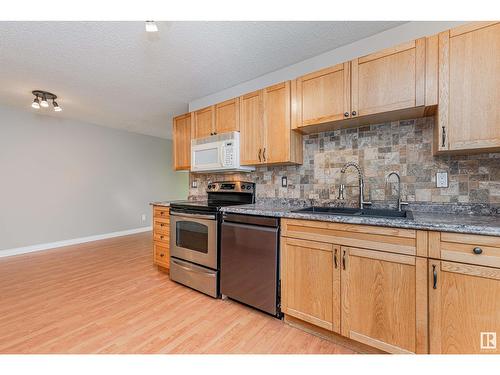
xmin=150 ymin=201 xmax=176 ymax=207
xmin=221 ymin=203 xmax=500 ymax=237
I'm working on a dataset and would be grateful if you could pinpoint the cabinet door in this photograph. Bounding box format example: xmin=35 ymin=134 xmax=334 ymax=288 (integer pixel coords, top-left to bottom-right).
xmin=263 ymin=81 xmax=291 ymax=164
xmin=172 ymin=113 xmax=192 ymax=171
xmin=351 ymin=39 xmax=425 ymax=117
xmin=215 ymin=98 xmax=240 ymax=134
xmin=193 ymin=106 xmax=215 ymax=139
xmin=281 ymin=238 xmax=341 ymax=333
xmin=295 ymin=63 xmax=350 ymax=127
xmin=437 ymin=22 xmax=500 ymax=152
xmin=239 ymin=90 xmax=264 ymax=165
xmin=341 ymin=247 xmax=428 ymax=354
xmin=429 ymin=260 xmax=500 ymax=354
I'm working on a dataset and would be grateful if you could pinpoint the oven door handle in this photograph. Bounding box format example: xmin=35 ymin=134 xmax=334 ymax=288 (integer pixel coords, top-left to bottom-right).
xmin=171 ymin=212 xmax=216 ymax=220
xmin=171 ymin=259 xmax=217 ymax=276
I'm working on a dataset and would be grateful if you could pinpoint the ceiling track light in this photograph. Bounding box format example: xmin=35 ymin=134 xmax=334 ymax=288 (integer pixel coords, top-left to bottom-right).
xmin=145 ymin=21 xmax=158 ymax=33
xmin=31 ymin=90 xmax=62 ymax=112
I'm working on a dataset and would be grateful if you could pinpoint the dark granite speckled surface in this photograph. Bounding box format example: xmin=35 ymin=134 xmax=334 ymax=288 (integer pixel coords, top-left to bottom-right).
xmin=221 ymin=203 xmax=500 ymax=237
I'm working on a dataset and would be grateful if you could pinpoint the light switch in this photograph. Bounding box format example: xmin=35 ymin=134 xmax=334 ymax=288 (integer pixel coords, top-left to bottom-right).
xmin=436 ymin=172 xmax=448 ymax=188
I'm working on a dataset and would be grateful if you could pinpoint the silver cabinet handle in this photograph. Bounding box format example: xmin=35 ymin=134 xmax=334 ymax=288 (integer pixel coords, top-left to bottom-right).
xmin=263 ymin=148 xmax=266 ymax=162
xmin=258 ymin=148 xmax=262 ymax=162
xmin=441 ymin=126 xmax=446 ymax=147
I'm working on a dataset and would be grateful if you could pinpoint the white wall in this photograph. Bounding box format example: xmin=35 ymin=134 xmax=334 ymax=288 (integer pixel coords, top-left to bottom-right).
xmin=0 ymin=104 xmax=188 ymax=251
xmin=189 ymin=21 xmax=466 ymax=111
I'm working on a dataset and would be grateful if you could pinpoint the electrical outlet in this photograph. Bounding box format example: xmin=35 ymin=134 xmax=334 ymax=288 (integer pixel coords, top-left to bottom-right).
xmin=141 ymin=214 xmax=146 ymax=223
xmin=436 ymin=172 xmax=448 ymax=188
xmin=191 ymin=180 xmax=198 ymax=188
xmin=281 ymin=176 xmax=287 ymax=187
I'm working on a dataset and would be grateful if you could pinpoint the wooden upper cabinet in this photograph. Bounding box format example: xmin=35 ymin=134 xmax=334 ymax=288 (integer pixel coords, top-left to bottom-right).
xmin=281 ymin=238 xmax=341 ymax=333
xmin=294 ymin=63 xmax=351 ymax=127
xmin=429 ymin=260 xmax=500 ymax=354
xmin=193 ymin=106 xmax=215 ymax=139
xmin=172 ymin=113 xmax=192 ymax=171
xmin=341 ymin=247 xmax=428 ymax=354
xmin=436 ymin=22 xmax=500 ymax=153
xmin=351 ymin=39 xmax=425 ymax=117
xmin=263 ymin=82 xmax=293 ymax=164
xmin=215 ymin=98 xmax=240 ymax=134
xmin=240 ymin=90 xmax=264 ymax=165
xmin=239 ymin=81 xmax=302 ymax=166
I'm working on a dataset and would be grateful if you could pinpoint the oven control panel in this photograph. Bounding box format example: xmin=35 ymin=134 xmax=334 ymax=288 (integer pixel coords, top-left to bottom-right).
xmin=206 ymin=181 xmax=255 ymax=194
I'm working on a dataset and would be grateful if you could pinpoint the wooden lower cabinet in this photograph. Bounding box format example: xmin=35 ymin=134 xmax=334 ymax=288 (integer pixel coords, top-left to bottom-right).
xmin=280 ymin=219 xmax=500 ymax=354
xmin=341 ymin=247 xmax=428 ymax=354
xmin=152 ymin=205 xmax=170 ymax=270
xmin=429 ymin=260 xmax=500 ymax=354
xmin=281 ymin=238 xmax=341 ymax=333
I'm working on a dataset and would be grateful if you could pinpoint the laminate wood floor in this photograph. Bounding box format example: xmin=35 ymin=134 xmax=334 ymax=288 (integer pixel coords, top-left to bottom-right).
xmin=0 ymin=232 xmax=356 ymax=354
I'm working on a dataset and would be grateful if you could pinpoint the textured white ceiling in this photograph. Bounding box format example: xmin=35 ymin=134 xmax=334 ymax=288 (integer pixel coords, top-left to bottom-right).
xmin=0 ymin=21 xmax=405 ymax=139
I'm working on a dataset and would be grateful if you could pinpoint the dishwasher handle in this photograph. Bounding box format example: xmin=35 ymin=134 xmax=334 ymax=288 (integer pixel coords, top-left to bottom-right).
xmin=222 ymin=213 xmax=279 ymax=228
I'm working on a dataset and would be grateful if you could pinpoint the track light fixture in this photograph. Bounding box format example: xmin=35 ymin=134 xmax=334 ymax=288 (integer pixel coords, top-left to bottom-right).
xmin=40 ymin=94 xmax=49 ymax=108
xmin=32 ymin=96 xmax=40 ymax=109
xmin=145 ymin=21 xmax=158 ymax=33
xmin=31 ymin=90 xmax=62 ymax=112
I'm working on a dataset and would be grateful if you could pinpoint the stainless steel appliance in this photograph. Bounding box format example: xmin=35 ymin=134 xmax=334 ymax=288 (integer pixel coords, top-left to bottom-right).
xmin=169 ymin=181 xmax=255 ymax=298
xmin=220 ymin=213 xmax=281 ymax=317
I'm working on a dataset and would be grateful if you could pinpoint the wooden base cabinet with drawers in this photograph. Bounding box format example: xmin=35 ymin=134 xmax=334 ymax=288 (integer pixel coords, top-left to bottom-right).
xmin=152 ymin=205 xmax=170 ymax=270
xmin=428 ymin=231 xmax=500 ymax=354
xmin=281 ymin=219 xmax=428 ymax=354
xmin=281 ymin=219 xmax=500 ymax=354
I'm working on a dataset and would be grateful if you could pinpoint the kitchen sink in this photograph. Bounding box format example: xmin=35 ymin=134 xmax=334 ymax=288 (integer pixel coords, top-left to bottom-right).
xmin=292 ymin=206 xmax=413 ymax=220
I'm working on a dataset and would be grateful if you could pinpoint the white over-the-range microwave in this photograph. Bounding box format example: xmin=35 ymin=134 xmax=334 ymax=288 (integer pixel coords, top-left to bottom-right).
xmin=190 ymin=131 xmax=255 ymax=173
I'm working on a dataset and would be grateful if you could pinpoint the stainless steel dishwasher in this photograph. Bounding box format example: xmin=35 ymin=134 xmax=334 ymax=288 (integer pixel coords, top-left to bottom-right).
xmin=220 ymin=213 xmax=281 ymax=317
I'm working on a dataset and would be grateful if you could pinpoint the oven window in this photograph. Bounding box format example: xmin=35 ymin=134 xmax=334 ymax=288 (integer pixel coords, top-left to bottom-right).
xmin=176 ymin=221 xmax=209 ymax=254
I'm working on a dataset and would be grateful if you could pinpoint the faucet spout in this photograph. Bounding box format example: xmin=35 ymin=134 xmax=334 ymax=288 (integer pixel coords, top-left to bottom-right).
xmin=339 ymin=162 xmax=372 ymax=209
xmin=386 ymin=172 xmax=408 ymax=211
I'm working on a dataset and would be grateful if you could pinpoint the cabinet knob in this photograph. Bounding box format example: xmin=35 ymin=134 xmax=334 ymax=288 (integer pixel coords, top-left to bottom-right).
xmin=160 ymin=253 xmax=165 ymax=257
xmin=351 ymin=111 xmax=357 ymax=116
xmin=473 ymin=247 xmax=483 ymax=255
xmin=344 ymin=112 xmax=349 ymax=117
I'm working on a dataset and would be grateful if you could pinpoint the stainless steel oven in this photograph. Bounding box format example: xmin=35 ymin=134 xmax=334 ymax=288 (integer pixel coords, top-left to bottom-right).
xmin=168 ymin=181 xmax=255 ymax=299
xmin=170 ymin=211 xmax=218 ymax=269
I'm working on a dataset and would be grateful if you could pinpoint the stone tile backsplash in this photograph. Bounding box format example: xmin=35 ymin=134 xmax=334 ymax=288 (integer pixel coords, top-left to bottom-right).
xmin=189 ymin=117 xmax=500 ymax=215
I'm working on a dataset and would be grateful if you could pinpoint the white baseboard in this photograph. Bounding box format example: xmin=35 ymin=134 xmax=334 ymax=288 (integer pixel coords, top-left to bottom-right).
xmin=0 ymin=226 xmax=152 ymax=258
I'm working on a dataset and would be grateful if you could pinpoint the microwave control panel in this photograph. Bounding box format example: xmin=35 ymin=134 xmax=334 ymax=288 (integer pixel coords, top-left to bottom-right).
xmin=222 ymin=142 xmax=234 ymax=166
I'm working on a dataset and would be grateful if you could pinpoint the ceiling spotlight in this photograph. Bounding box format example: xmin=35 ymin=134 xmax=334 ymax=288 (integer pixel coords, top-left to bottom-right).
xmin=40 ymin=94 xmax=49 ymax=108
xmin=53 ymin=100 xmax=62 ymax=112
xmin=145 ymin=21 xmax=158 ymax=33
xmin=32 ymin=96 xmax=40 ymax=109
xmin=32 ymin=90 xmax=62 ymax=113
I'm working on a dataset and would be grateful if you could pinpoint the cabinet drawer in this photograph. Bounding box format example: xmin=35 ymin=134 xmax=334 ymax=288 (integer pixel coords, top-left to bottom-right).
xmin=153 ymin=232 xmax=169 ymax=243
xmin=154 ymin=241 xmax=169 ymax=267
xmin=153 ymin=218 xmax=170 ymax=235
xmin=282 ymin=219 xmax=420 ymax=256
xmin=436 ymin=232 xmax=500 ymax=268
xmin=153 ymin=206 xmax=170 ymax=218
